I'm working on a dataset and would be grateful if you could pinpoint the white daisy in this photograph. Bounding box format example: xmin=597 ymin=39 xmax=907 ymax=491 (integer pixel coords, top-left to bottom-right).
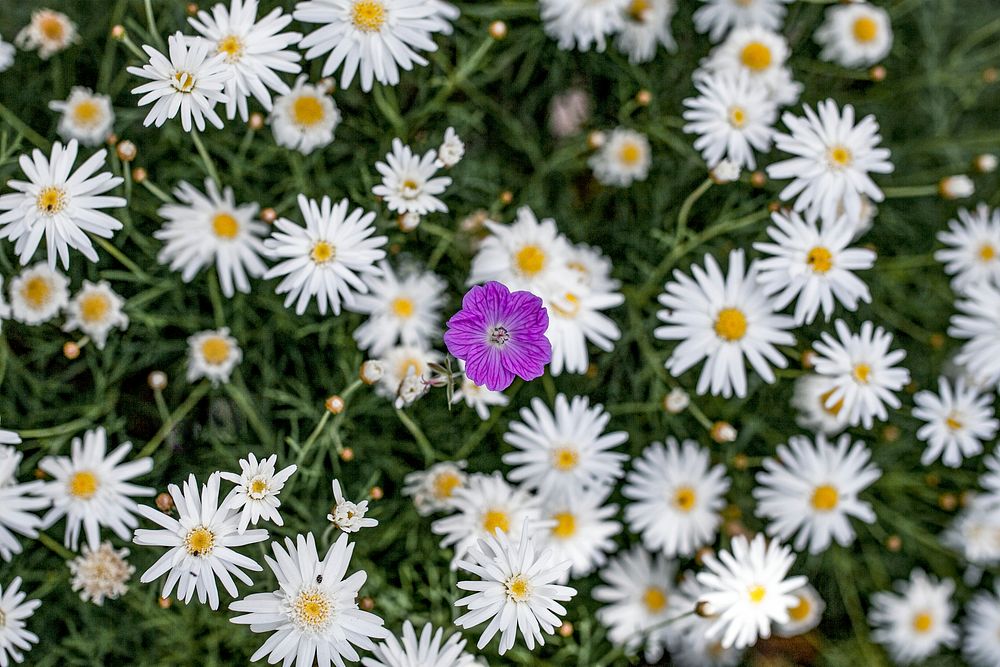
xmin=950 ymin=282 xmax=1000 ymax=390
xmin=0 ymin=35 xmax=14 ymax=72
xmin=0 ymin=278 xmax=9 ymax=332
xmin=693 ymin=0 xmax=791 ymax=43
xmin=700 ymin=26 xmax=801 ymax=106
xmin=943 ymin=496 xmax=1000 ymax=569
xmin=753 ymin=433 xmax=881 ymax=554
xmin=220 ymin=453 xmax=297 ymax=533
xmin=37 ymin=426 xmax=154 ymax=552
xmin=467 ymin=206 xmax=575 ymax=295
xmin=811 ymin=319 xmax=910 ymax=428
xmin=868 ymin=570 xmax=958 ymax=665
xmin=15 ymin=8 xmax=77 ymax=59
xmin=935 ymin=203 xmax=1000 ymax=293
xmin=402 ymin=460 xmax=468 ymax=516
xmin=592 ymin=547 xmax=680 ymax=663
xmin=537 ymin=486 xmax=621 ymax=582
xmin=774 ymin=584 xmax=825 ymax=637
xmin=0 ymin=139 xmax=125 ymax=269
xmin=588 ymin=127 xmax=651 ymax=187
xmin=539 ymin=0 xmax=628 ymax=52
xmin=8 ymin=263 xmax=69 ymax=325
xmin=754 ymin=210 xmax=876 ymax=325
xmin=982 ymin=451 xmax=1000 ymax=505
xmin=269 ymin=75 xmax=342 ymax=155
xmin=374 ymin=344 xmax=441 ymax=402
xmin=230 ymin=532 xmax=388 ymax=667
xmin=0 ymin=445 xmax=48 ymax=562
xmin=682 ymin=69 xmax=777 ymax=169
xmin=155 ymin=179 xmax=268 ymax=297
xmin=328 ymin=479 xmax=377 ymax=533
xmin=127 ymin=31 xmax=231 ymax=132
xmin=502 ymin=394 xmax=627 ymax=495
xmin=350 ymin=261 xmax=445 ymax=356
xmin=48 ymin=87 xmax=115 ymax=146
xmin=452 ymin=363 xmax=510 ymax=420
xmin=264 ymin=194 xmax=387 ymax=315
xmin=615 ymin=0 xmax=678 ymax=64
xmin=790 ymin=373 xmax=850 ymax=436
xmin=62 ymin=280 xmax=129 ymax=349
xmin=294 ymin=0 xmax=449 ymax=92
xmin=454 ymin=525 xmax=576 ymax=655
xmin=0 ymin=577 xmax=40 ymax=666
xmin=964 ymin=585 xmax=1000 ymax=667
xmin=372 ymin=138 xmax=452 ymax=216
xmin=68 ymin=541 xmax=134 ymax=605
xmin=188 ymin=0 xmax=302 ymax=121
xmin=430 ymin=472 xmax=541 ymax=568
xmin=187 ymin=327 xmax=242 ymax=386
xmin=623 ymin=437 xmax=730 ymax=557
xmin=655 ymin=249 xmax=795 ymax=398
xmin=913 ymin=377 xmax=998 ymax=468
xmin=362 ymin=622 xmax=476 ymax=667
xmin=134 ymin=472 xmax=267 ymax=609
xmin=668 ymin=574 xmax=745 ymax=667
xmin=767 ymin=99 xmax=894 ymax=224
xmin=435 ymin=126 xmax=464 ymax=168
xmin=696 ymin=533 xmax=808 ymax=649
xmin=815 ymin=2 xmax=893 ymax=69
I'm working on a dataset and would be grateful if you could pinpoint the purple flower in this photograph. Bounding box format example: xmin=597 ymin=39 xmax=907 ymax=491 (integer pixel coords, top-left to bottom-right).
xmin=444 ymin=281 xmax=551 ymax=391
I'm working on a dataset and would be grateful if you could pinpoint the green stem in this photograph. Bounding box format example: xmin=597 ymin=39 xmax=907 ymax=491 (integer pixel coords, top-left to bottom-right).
xmin=144 ymin=0 xmax=165 ymax=50
xmin=93 ymin=236 xmax=151 ymax=282
xmin=207 ymin=271 xmax=226 ymax=329
xmin=225 ymin=382 xmax=274 ymax=446
xmin=137 ymin=381 xmax=211 ymax=458
xmin=676 ymin=178 xmax=713 ymax=235
xmin=140 ymin=179 xmax=173 ymax=204
xmin=299 ymin=411 xmax=331 ymax=460
xmin=38 ymin=533 xmax=75 ymax=560
xmin=17 ymin=417 xmax=94 ymax=440
xmin=191 ymin=131 xmax=221 ymax=185
xmin=0 ymin=101 xmax=50 ymax=150
xmin=396 ymin=408 xmax=435 ymax=465
xmin=120 ymin=34 xmax=149 ymax=61
xmin=882 ymin=184 xmax=939 ymax=198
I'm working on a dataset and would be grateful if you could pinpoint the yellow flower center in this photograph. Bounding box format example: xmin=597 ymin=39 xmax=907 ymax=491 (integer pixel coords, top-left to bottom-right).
xmin=852 ymin=363 xmax=871 ymax=384
xmin=728 ymin=106 xmax=747 ymax=128
xmin=398 ymin=357 xmax=423 ymax=379
xmin=807 ymin=246 xmax=833 ymax=273
xmin=293 ymin=589 xmax=332 ymax=629
xmin=292 ymin=95 xmax=325 ymax=127
xmin=740 ymin=42 xmax=772 ymax=71
xmin=79 ymin=293 xmax=111 ymax=324
xmin=643 ymin=587 xmax=667 ymax=613
xmin=249 ymin=478 xmax=268 ymax=496
xmin=912 ymin=611 xmax=933 ymax=633
xmin=310 ymin=240 xmax=336 ymax=264
xmin=979 ymin=244 xmax=996 ymax=262
xmin=628 ymin=0 xmax=652 ymax=22
xmin=432 ymin=471 xmax=461 ymax=499
xmin=391 ymin=297 xmax=415 ymax=318
xmin=40 ymin=15 xmax=65 ymax=41
xmin=212 ymin=213 xmax=240 ymax=239
xmin=552 ymin=511 xmax=576 ymax=539
xmin=820 ymin=388 xmax=844 ymax=417
xmin=714 ymin=308 xmax=748 ymax=341
xmin=515 ymin=244 xmax=546 ymax=277
xmin=811 ymin=484 xmax=839 ymax=511
xmin=829 ymin=145 xmax=852 ymax=167
xmin=68 ymin=470 xmax=99 ymax=499
xmin=619 ymin=142 xmax=642 ymax=166
xmin=171 ymin=71 xmax=196 ymax=93
xmin=788 ymin=594 xmax=812 ymax=622
xmin=673 ymin=486 xmax=697 ymax=512
xmin=482 ymin=509 xmax=510 ymax=535
xmin=200 ymin=337 xmax=231 ymax=366
xmin=552 ymin=447 xmax=579 ymax=471
xmin=217 ymin=34 xmax=244 ymax=62
xmin=72 ymin=99 xmax=102 ymax=126
xmin=748 ymin=585 xmax=767 ymax=603
xmin=550 ymin=292 xmax=581 ymax=319
xmin=351 ymin=0 xmax=387 ymax=32
xmin=185 ymin=526 xmax=215 ymax=557
xmin=36 ymin=186 xmax=67 ymax=214
xmin=21 ymin=276 xmax=53 ymax=309
xmin=506 ymin=575 xmax=532 ymax=602
xmin=852 ymin=16 xmax=878 ymax=43
xmin=945 ymin=413 xmax=963 ymax=431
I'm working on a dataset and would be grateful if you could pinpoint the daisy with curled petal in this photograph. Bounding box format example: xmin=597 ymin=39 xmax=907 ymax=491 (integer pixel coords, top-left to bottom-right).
xmin=537 ymin=485 xmax=621 ymax=582
xmin=15 ymin=8 xmax=77 ymax=59
xmin=188 ymin=0 xmax=302 ymax=121
xmin=8 ymin=263 xmax=69 ymax=325
xmin=220 ymin=453 xmax=297 ymax=533
xmin=588 ymin=127 xmax=651 ymax=187
xmin=402 ymin=460 xmax=467 ymax=516
xmin=264 ymin=194 xmax=387 ymax=315
xmin=935 ymin=203 xmax=1000 ymax=293
xmin=0 ymin=445 xmax=49 ymax=563
xmin=350 ymin=261 xmax=446 ymax=356
xmin=753 ymin=434 xmax=881 ymax=554
xmin=435 ymin=127 xmax=464 ymax=168
xmin=696 ymin=533 xmax=808 ymax=650
xmin=615 ymin=0 xmax=678 ymax=64
xmin=328 ymin=479 xmax=377 ymax=533
xmin=0 ymin=139 xmax=125 ymax=269
xmin=540 ymin=0 xmax=628 ymax=52
xmin=754 ymin=210 xmax=876 ymax=325
xmin=454 ymin=523 xmax=576 ymax=655
xmin=372 ymin=138 xmax=452 ymax=216
xmin=37 ymin=427 xmax=155 ymax=552
xmin=623 ymin=437 xmax=730 ymax=558
xmin=593 ymin=547 xmax=680 ymax=663
xmin=229 ymin=532 xmax=388 ymax=667
xmin=815 ymin=2 xmax=892 ymax=69
xmin=790 ymin=373 xmax=850 ymax=437
xmin=269 ymin=76 xmax=342 ymax=155
xmin=127 ymin=32 xmax=231 ymax=132
xmin=701 ymin=26 xmax=802 ymax=106
xmin=294 ymin=0 xmax=448 ymax=92
xmin=62 ymin=280 xmax=129 ymax=349
xmin=155 ymin=179 xmax=269 ymax=297
xmin=0 ymin=577 xmax=40 ymax=667
xmin=693 ymin=0 xmax=792 ymax=43
xmin=502 ymin=394 xmax=627 ymax=495
xmin=811 ymin=319 xmax=910 ymax=428
xmin=49 ymin=87 xmax=115 ymax=146
xmin=682 ymin=69 xmax=777 ymax=169
xmin=767 ymin=99 xmax=894 ymax=224
xmin=362 ymin=621 xmax=476 ymax=667
xmin=655 ymin=249 xmax=795 ymax=398
xmin=774 ymin=584 xmax=825 ymax=638
xmin=912 ymin=377 xmax=998 ymax=468
xmin=187 ymin=328 xmax=242 ymax=386
xmin=134 ymin=473 xmax=268 ymax=609
xmin=964 ymin=585 xmax=1000 ymax=667
xmin=868 ymin=570 xmax=958 ymax=665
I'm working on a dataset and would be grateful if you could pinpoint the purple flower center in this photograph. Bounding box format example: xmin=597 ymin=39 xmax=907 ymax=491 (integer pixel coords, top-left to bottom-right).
xmin=489 ymin=325 xmax=510 ymax=347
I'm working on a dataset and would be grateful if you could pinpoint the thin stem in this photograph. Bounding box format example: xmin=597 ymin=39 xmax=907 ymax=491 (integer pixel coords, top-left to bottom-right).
xmin=299 ymin=411 xmax=331 ymax=461
xmin=676 ymin=178 xmax=713 ymax=236
xmin=140 ymin=178 xmax=173 ymax=204
xmin=138 ymin=381 xmax=211 ymax=458
xmin=144 ymin=0 xmax=165 ymax=50
xmin=119 ymin=34 xmax=149 ymax=61
xmin=93 ymin=236 xmax=151 ymax=282
xmin=396 ymin=408 xmax=435 ymax=465
xmin=0 ymin=101 xmax=50 ymax=150
xmin=191 ymin=130 xmax=220 ymax=185
xmin=207 ymin=271 xmax=226 ymax=329
xmin=882 ymin=184 xmax=939 ymax=198
xmin=38 ymin=533 xmax=75 ymax=560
